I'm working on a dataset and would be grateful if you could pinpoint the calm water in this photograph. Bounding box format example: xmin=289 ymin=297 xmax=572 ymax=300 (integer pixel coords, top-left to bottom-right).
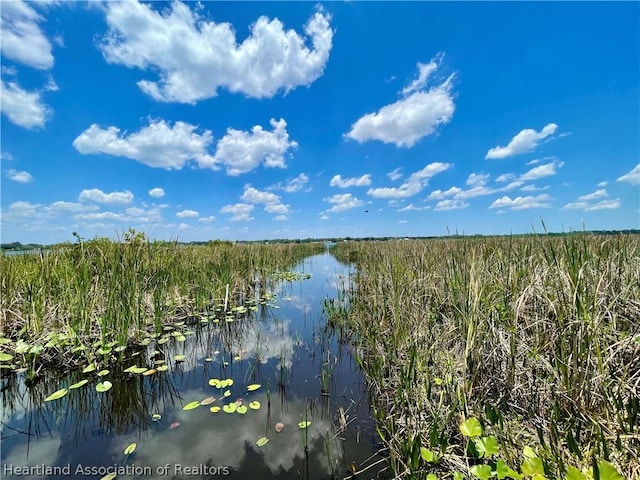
xmin=0 ymin=252 xmax=387 ymax=479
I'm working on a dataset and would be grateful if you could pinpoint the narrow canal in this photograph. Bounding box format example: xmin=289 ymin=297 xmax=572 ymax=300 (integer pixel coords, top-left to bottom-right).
xmin=0 ymin=251 xmax=387 ymax=479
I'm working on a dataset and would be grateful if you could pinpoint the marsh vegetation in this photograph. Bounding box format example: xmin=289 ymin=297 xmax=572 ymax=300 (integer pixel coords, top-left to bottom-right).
xmin=329 ymin=234 xmax=639 ymax=479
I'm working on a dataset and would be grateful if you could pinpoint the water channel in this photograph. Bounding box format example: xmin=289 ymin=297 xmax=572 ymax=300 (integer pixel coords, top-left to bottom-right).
xmin=0 ymin=251 xmax=387 ymax=479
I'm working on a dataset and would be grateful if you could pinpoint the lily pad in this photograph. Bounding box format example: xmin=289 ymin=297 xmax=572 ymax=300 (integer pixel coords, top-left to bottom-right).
xmin=222 ymin=403 xmax=237 ymax=414
xmin=124 ymin=443 xmax=137 ymax=455
xmin=209 ymin=378 xmax=220 ymax=387
xmin=152 ymin=414 xmax=162 ymax=421
xmin=210 ymin=406 xmax=221 ymax=413
xmin=156 ymin=365 xmax=169 ymax=372
xmin=142 ymin=369 xmax=157 ymax=376
xmin=201 ymin=397 xmax=216 ymax=406
xmin=204 ymin=357 xmax=213 ymax=362
xmin=96 ymin=381 xmax=113 ymax=393
xmin=44 ymin=388 xmax=68 ymax=402
xmin=246 ymin=384 xmax=261 ymax=391
xmin=124 ymin=366 xmax=147 ymax=374
xmin=82 ymin=364 xmax=97 ymax=373
xmin=97 ymin=369 xmax=110 ymax=377
xmin=175 ymin=354 xmax=186 ymax=362
xmin=175 ymin=335 xmax=186 ymax=342
xmin=69 ymin=380 xmax=89 ymax=389
xmin=256 ymin=436 xmax=269 ymax=447
xmin=298 ymin=421 xmax=311 ymax=429
xmin=236 ymin=405 xmax=248 ymax=414
xmin=183 ymin=401 xmax=200 ymax=411
xmin=223 ymin=390 xmax=232 ymax=398
xmin=249 ymin=401 xmax=260 ymax=410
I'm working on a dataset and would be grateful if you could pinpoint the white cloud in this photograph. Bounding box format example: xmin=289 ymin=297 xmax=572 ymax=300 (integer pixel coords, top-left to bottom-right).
xmin=220 ymin=203 xmax=254 ymax=222
xmin=47 ymin=201 xmax=99 ymax=213
xmin=268 ymin=173 xmax=309 ymax=193
xmin=99 ymin=2 xmax=333 ymax=103
xmin=205 ymin=118 xmax=297 ymax=175
xmin=319 ymin=214 xmax=329 ymax=220
xmin=387 ymin=168 xmax=403 ymax=181
xmin=466 ymin=173 xmax=489 ymax=186
xmin=346 ymin=55 xmax=456 ymax=147
xmin=526 ymin=159 xmax=541 ymax=166
xmin=241 ymin=185 xmax=289 ymax=218
xmin=198 ymin=216 xmax=215 ymax=223
xmin=519 ymin=161 xmax=564 ymax=181
xmin=0 ymin=80 xmax=50 ymax=128
xmin=5 ymin=169 xmax=33 ymax=183
xmin=73 ymin=120 xmax=215 ymax=170
xmin=485 ymin=123 xmax=558 ymax=160
xmin=562 ymin=189 xmax=621 ymax=211
xmin=427 ymin=186 xmax=463 ymax=200
xmin=1 ymin=152 xmax=14 ymax=161
xmin=324 ymin=193 xmax=365 ymax=213
xmin=397 ymin=203 xmax=428 ymax=212
xmin=176 ymin=209 xmax=199 ymax=218
xmin=273 ymin=214 xmax=288 ymax=221
xmin=330 ymin=174 xmax=371 ymax=188
xmin=617 ymin=164 xmax=640 ymax=186
xmin=78 ymin=188 xmax=134 ymax=205
xmin=368 ymin=162 xmax=451 ymax=198
xmin=434 ymin=199 xmax=469 ymax=211
xmin=597 ymin=181 xmax=608 ymax=187
xmin=490 ymin=194 xmax=552 ymax=210
xmin=0 ymin=0 xmax=54 ymax=70
xmin=75 ymin=211 xmax=125 ymax=221
xmin=9 ymin=200 xmax=40 ymax=214
xmin=495 ymin=173 xmax=517 ymax=183
xmin=148 ymin=187 xmax=165 ymax=198
xmin=520 ymin=184 xmax=549 ymax=192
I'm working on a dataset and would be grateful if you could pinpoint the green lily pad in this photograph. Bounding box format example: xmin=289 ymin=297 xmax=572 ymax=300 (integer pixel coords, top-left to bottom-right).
xmin=97 ymin=369 xmax=110 ymax=377
xmin=69 ymin=380 xmax=89 ymax=389
xmin=460 ymin=417 xmax=483 ymax=437
xmin=183 ymin=401 xmax=200 ymax=411
xmin=210 ymin=406 xmax=221 ymax=413
xmin=222 ymin=403 xmax=237 ymax=414
xmin=124 ymin=366 xmax=147 ymax=374
xmin=298 ymin=421 xmax=311 ymax=429
xmin=152 ymin=414 xmax=162 ymax=421
xmin=247 ymin=384 xmax=261 ymax=391
xmin=249 ymin=401 xmax=260 ymax=410
xmin=96 ymin=381 xmax=113 ymax=393
xmin=156 ymin=365 xmax=169 ymax=372
xmin=223 ymin=390 xmax=232 ymax=398
xmin=256 ymin=436 xmax=269 ymax=447
xmin=124 ymin=443 xmax=137 ymax=455
xmin=175 ymin=354 xmax=186 ymax=362
xmin=236 ymin=405 xmax=248 ymax=414
xmin=44 ymin=388 xmax=68 ymax=402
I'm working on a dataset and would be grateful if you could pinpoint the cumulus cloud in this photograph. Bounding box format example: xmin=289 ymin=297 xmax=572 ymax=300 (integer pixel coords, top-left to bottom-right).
xmin=617 ymin=164 xmax=640 ymax=186
xmin=397 ymin=203 xmax=428 ymax=212
xmin=490 ymin=194 xmax=552 ymax=210
xmin=434 ymin=199 xmax=470 ymax=211
xmin=562 ymin=189 xmax=621 ymax=211
xmin=176 ymin=209 xmax=198 ymax=218
xmin=99 ymin=1 xmax=333 ymax=103
xmin=485 ymin=123 xmax=558 ymax=160
xmin=0 ymin=0 xmax=54 ymax=70
xmin=466 ymin=173 xmax=489 ymax=186
xmin=5 ymin=169 xmax=33 ymax=183
xmin=73 ymin=118 xmax=296 ymax=175
xmin=346 ymin=55 xmax=456 ymax=147
xmin=368 ymin=162 xmax=450 ymax=198
xmin=148 ymin=187 xmax=165 ymax=198
xmin=0 ymin=80 xmax=50 ymax=128
xmin=73 ymin=120 xmax=215 ymax=170
xmin=206 ymin=118 xmax=297 ymax=175
xmin=220 ymin=203 xmax=254 ymax=222
xmin=519 ymin=160 xmax=564 ymax=181
xmin=198 ymin=216 xmax=215 ymax=223
xmin=329 ymin=174 xmax=371 ymax=188
xmin=324 ymin=193 xmax=365 ymax=213
xmin=78 ymin=188 xmax=134 ymax=205
xmin=241 ymin=185 xmax=289 ymax=218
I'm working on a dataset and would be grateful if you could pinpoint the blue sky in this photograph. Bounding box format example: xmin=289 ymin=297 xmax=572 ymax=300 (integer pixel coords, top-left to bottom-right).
xmin=1 ymin=1 xmax=639 ymax=244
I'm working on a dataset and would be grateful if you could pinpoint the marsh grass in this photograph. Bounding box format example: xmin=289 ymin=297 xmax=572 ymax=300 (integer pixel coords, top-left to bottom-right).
xmin=0 ymin=232 xmax=324 ymax=371
xmin=331 ymin=234 xmax=639 ymax=479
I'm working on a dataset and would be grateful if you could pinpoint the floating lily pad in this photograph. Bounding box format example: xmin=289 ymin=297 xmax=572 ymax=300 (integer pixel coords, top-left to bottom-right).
xmin=156 ymin=365 xmax=169 ymax=372
xmin=249 ymin=401 xmax=260 ymax=410
xmin=183 ymin=401 xmax=200 ymax=411
xmin=82 ymin=364 xmax=97 ymax=373
xmin=124 ymin=443 xmax=137 ymax=455
xmin=175 ymin=335 xmax=186 ymax=342
xmin=298 ymin=421 xmax=311 ymax=429
xmin=175 ymin=354 xmax=186 ymax=362
xmin=247 ymin=384 xmax=261 ymax=392
xmin=236 ymin=405 xmax=248 ymax=414
xmin=97 ymin=369 xmax=110 ymax=377
xmin=96 ymin=381 xmax=113 ymax=393
xmin=210 ymin=406 xmax=221 ymax=413
xmin=209 ymin=378 xmax=220 ymax=387
xmin=157 ymin=337 xmax=170 ymax=345
xmin=152 ymin=414 xmax=161 ymax=421
xmin=201 ymin=397 xmax=216 ymax=406
xmin=142 ymin=369 xmax=157 ymax=376
xmin=222 ymin=403 xmax=237 ymax=414
xmin=204 ymin=357 xmax=213 ymax=362
xmin=44 ymin=388 xmax=68 ymax=402
xmin=124 ymin=366 xmax=147 ymax=374
xmin=0 ymin=353 xmax=13 ymax=362
xmin=69 ymin=380 xmax=89 ymax=389
xmin=256 ymin=436 xmax=269 ymax=447
xmin=223 ymin=390 xmax=232 ymax=398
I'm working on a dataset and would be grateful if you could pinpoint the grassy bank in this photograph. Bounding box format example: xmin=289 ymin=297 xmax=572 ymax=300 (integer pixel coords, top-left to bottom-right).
xmin=0 ymin=231 xmax=324 ymax=372
xmin=330 ymin=235 xmax=639 ymax=479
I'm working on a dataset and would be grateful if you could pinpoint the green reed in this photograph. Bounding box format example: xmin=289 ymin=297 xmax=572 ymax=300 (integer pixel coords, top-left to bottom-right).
xmin=330 ymin=234 xmax=639 ymax=479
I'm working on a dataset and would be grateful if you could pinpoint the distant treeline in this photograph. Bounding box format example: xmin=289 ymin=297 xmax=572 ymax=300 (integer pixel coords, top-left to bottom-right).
xmin=2 ymin=229 xmax=639 ymax=250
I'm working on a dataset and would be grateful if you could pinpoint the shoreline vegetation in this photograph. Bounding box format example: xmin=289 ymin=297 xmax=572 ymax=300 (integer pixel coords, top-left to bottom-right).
xmin=0 ymin=230 xmax=324 ymax=372
xmin=328 ymin=233 xmax=638 ymax=479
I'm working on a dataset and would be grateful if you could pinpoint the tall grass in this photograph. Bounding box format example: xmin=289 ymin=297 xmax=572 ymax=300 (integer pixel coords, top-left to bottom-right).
xmin=331 ymin=234 xmax=639 ymax=479
xmin=0 ymin=232 xmax=324 ymax=367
